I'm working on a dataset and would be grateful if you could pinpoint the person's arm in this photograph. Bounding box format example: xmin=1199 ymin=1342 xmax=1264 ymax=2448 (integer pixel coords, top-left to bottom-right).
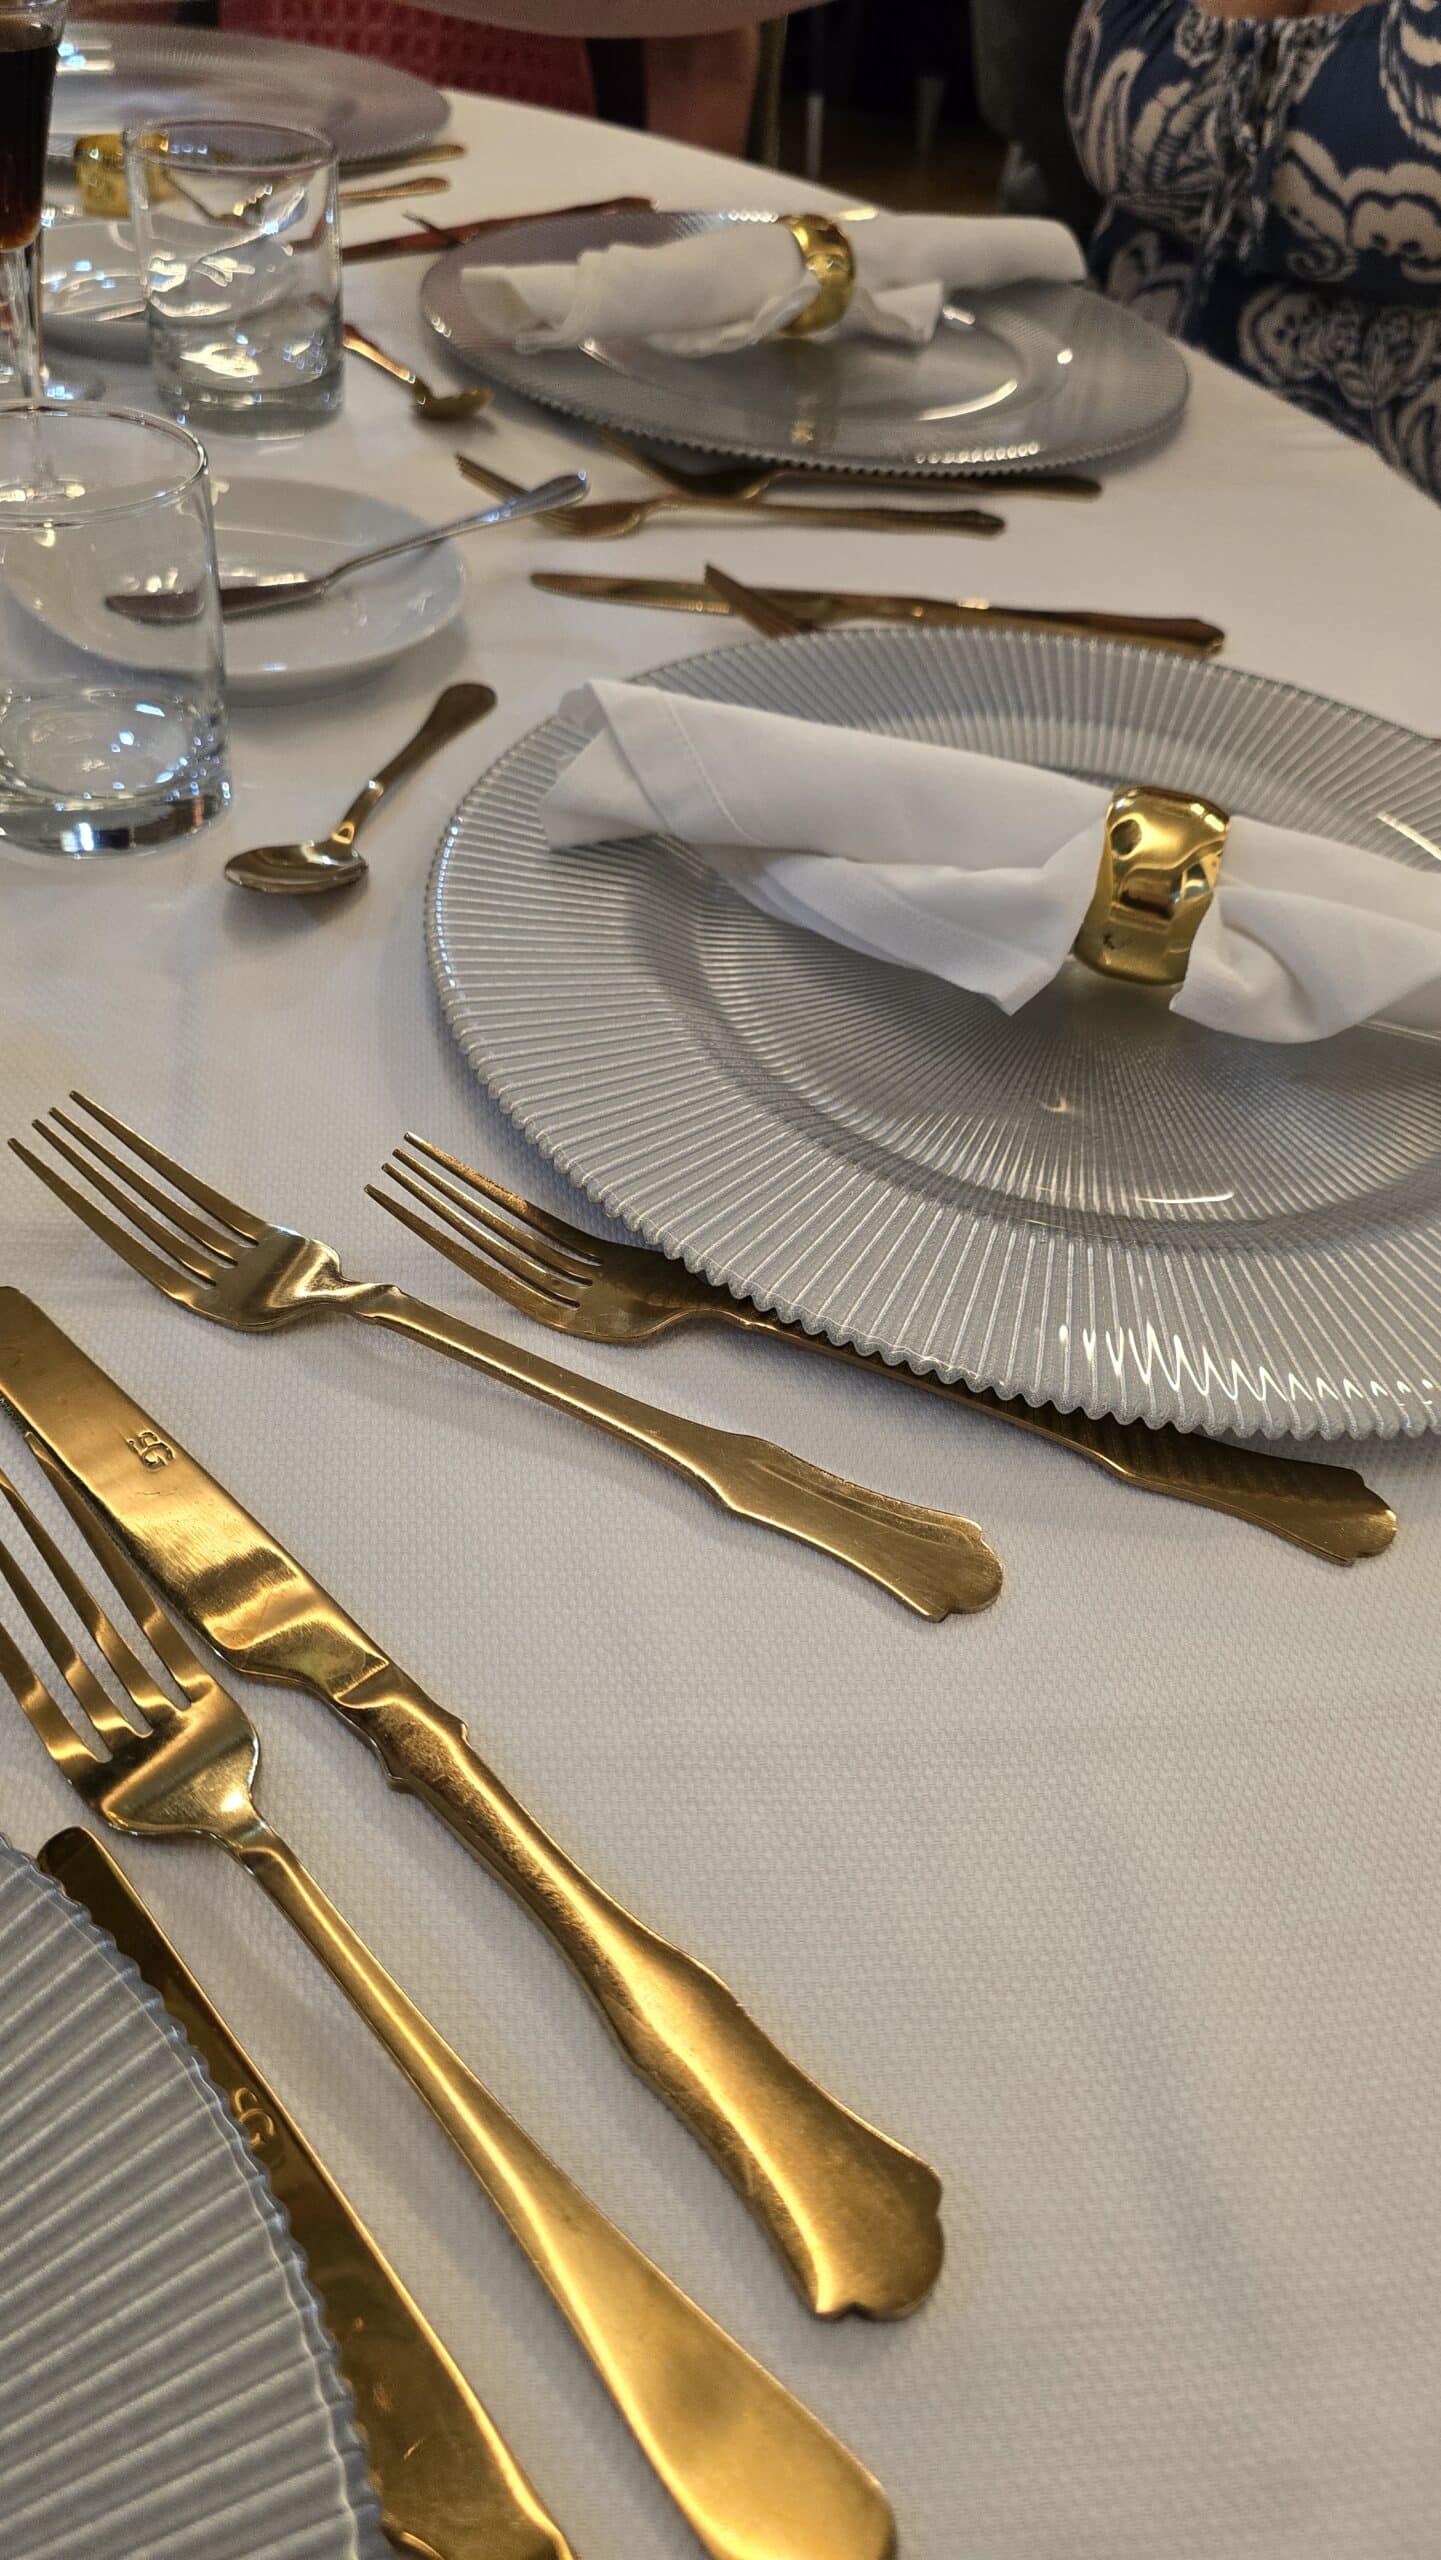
xmin=643 ymin=24 xmax=761 ymax=154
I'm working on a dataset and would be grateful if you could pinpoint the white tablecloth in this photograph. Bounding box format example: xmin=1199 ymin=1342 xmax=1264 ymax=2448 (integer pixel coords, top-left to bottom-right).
xmin=4 ymin=95 xmax=1441 ymax=2560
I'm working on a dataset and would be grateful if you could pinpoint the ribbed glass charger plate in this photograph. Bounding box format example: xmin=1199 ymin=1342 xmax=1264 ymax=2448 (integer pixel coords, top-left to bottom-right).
xmin=428 ymin=628 xmax=1441 ymax=1441
xmin=0 ymin=1839 xmax=383 ymax=2560
xmin=421 ymin=209 xmax=1189 ymax=475
xmin=53 ymin=24 xmax=447 ymax=167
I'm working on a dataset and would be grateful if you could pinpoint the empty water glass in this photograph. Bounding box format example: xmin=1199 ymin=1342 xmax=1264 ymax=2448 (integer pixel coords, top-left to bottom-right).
xmin=125 ymin=119 xmax=343 ymax=435
xmin=0 ymin=403 xmax=229 ymax=855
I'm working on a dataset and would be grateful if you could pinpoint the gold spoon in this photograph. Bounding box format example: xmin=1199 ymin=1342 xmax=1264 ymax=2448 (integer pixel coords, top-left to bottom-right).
xmin=455 ymin=452 xmax=1003 ymax=539
xmin=226 ymin=684 xmax=496 ymax=896
xmin=344 ymin=321 xmax=493 ymax=423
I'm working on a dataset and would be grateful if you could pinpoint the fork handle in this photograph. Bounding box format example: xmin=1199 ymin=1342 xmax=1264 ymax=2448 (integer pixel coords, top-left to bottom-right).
xmin=232 ymin=1828 xmax=893 ymax=2560
xmin=708 ymin=1303 xmax=1395 ymax=1565
xmin=349 ymin=1286 xmax=1000 ymax=1620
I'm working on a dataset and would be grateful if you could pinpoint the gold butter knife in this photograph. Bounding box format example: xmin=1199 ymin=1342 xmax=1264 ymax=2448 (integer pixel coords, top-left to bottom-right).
xmin=530 ymin=570 xmax=1225 ymax=656
xmin=39 ymin=1825 xmax=573 ymax=2560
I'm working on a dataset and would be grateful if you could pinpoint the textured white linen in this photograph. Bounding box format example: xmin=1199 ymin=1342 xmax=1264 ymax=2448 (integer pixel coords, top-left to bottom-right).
xmin=0 ymin=96 xmax=1438 ymax=2560
xmin=461 ymin=212 xmax=1085 ymax=354
xmin=543 ymin=681 xmax=1441 ymax=1044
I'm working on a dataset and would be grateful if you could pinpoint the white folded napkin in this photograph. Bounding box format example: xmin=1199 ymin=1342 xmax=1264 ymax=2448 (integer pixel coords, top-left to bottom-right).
xmin=462 ymin=213 xmax=1086 ymax=356
xmin=541 ymin=683 xmax=1441 ymax=1045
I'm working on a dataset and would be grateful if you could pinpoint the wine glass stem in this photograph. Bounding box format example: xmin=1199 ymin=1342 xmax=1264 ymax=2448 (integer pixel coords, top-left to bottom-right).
xmin=0 ymin=242 xmax=43 ymax=399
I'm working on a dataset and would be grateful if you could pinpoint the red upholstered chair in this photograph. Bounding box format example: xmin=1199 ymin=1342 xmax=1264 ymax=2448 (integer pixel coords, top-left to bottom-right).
xmin=220 ymin=0 xmax=596 ymax=114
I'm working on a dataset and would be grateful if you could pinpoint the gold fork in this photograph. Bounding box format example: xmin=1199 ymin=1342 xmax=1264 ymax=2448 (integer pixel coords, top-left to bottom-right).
xmin=366 ymin=1136 xmax=1397 ymax=1569
xmin=454 ymin=452 xmax=1004 ymax=540
xmin=0 ymin=1455 xmax=895 ymax=2560
xmin=12 ymin=1096 xmax=999 ymax=1623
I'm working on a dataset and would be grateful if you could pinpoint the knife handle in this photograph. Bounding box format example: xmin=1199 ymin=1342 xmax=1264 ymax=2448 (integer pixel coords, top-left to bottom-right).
xmin=322 ymin=1656 xmax=943 ymax=2321
xmin=232 ymin=1826 xmax=896 ymax=2560
xmin=959 ymin=605 xmax=1223 ymax=654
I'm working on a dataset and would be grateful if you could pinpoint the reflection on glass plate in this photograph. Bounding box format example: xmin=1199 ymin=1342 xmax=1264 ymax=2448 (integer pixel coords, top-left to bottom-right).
xmin=428 ymin=626 xmax=1441 ymax=1440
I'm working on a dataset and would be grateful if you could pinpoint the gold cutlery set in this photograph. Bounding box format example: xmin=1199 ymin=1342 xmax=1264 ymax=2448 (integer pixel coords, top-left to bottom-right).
xmin=0 ymin=1084 xmax=1394 ymax=2547
xmin=8 ymin=165 xmax=1387 ymax=2560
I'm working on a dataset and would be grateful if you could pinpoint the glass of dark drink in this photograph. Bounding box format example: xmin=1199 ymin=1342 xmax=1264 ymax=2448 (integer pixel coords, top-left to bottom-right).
xmin=0 ymin=0 xmax=67 ymax=400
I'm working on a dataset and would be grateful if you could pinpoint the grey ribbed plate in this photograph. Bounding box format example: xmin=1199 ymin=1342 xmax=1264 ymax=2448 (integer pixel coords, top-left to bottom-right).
xmin=428 ymin=628 xmax=1441 ymax=1441
xmin=0 ymin=1839 xmax=383 ymax=2560
xmin=421 ymin=209 xmax=1189 ymax=474
xmin=53 ymin=24 xmax=447 ymax=168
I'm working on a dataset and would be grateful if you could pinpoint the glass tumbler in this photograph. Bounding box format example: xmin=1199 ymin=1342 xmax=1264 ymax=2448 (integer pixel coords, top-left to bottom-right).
xmin=124 ymin=120 xmax=343 ymax=435
xmin=0 ymin=404 xmax=229 ymax=855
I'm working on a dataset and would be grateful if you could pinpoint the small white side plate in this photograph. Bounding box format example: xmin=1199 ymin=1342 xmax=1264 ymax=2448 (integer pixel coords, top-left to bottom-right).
xmin=210 ymin=480 xmax=467 ymax=696
xmin=16 ymin=479 xmax=466 ymax=700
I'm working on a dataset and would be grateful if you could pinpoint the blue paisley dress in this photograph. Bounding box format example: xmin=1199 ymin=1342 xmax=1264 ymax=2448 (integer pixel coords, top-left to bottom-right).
xmin=1065 ymin=2 xmax=1441 ymax=497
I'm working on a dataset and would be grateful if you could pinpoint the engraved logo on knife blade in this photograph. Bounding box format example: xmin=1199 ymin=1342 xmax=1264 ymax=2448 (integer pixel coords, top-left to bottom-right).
xmin=126 ymin=1429 xmax=174 ymax=1470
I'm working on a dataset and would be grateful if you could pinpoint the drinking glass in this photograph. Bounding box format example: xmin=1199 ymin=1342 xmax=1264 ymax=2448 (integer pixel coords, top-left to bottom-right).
xmin=0 ymin=0 xmax=67 ymax=401
xmin=124 ymin=120 xmax=343 ymax=435
xmin=0 ymin=404 xmax=229 ymax=855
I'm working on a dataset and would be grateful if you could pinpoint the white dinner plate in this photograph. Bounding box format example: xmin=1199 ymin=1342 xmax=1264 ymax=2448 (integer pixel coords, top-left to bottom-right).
xmin=428 ymin=626 xmax=1441 ymax=1443
xmin=52 ymin=23 xmax=448 ymax=169
xmin=41 ymin=210 xmax=146 ymax=361
xmin=16 ymin=479 xmax=466 ymax=700
xmin=0 ymin=1836 xmax=383 ymax=2558
xmin=421 ymin=208 xmax=1190 ymax=476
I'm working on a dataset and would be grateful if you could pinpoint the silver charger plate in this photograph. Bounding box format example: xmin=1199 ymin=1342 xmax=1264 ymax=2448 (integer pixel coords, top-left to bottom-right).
xmin=421 ymin=208 xmax=1189 ymax=475
xmin=428 ymin=627 xmax=1441 ymax=1442
xmin=0 ymin=1836 xmax=384 ymax=2559
xmin=53 ymin=24 xmax=448 ymax=169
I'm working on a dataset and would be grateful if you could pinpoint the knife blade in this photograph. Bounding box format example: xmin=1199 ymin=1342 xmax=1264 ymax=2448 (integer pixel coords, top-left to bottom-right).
xmin=37 ymin=1826 xmax=571 ymax=2560
xmin=344 ymin=194 xmax=654 ymax=264
xmin=0 ymin=1290 xmax=946 ymax=2324
xmin=530 ymin=571 xmax=1225 ymax=656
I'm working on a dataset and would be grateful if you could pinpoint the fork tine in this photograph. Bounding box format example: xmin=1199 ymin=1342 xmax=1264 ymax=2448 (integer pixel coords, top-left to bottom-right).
xmin=400 ymin=1136 xmax=604 ymax=1269
xmin=48 ymin=1106 xmax=239 ymax=1262
xmin=29 ymin=1440 xmax=216 ymax=1709
xmin=31 ymin=1121 xmax=225 ymax=1288
xmin=386 ymin=1153 xmax=584 ymax=1301
xmin=0 ymin=1616 xmax=104 ymax=1784
xmin=68 ymin=1093 xmax=266 ymax=1244
xmin=366 ymin=1183 xmax=576 ymax=1327
xmin=0 ymin=1472 xmax=154 ymax=1748
xmin=9 ymin=1139 xmax=209 ymax=1310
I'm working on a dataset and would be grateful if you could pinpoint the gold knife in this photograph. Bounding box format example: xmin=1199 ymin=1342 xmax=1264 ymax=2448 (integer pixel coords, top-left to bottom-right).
xmin=0 ymin=1292 xmax=943 ymax=2325
xmin=38 ymin=1824 xmax=573 ymax=2560
xmin=531 ymin=571 xmax=1225 ymax=656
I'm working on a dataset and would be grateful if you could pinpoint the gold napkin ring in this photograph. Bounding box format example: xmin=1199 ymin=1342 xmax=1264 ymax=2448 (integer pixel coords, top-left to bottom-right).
xmin=1073 ymin=784 xmax=1230 ymax=987
xmin=775 ymin=212 xmax=856 ymax=338
xmin=74 ymin=132 xmax=129 ymax=219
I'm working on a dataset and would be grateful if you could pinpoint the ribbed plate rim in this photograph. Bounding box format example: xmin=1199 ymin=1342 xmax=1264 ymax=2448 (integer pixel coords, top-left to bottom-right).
xmin=0 ymin=1837 xmax=383 ymax=2558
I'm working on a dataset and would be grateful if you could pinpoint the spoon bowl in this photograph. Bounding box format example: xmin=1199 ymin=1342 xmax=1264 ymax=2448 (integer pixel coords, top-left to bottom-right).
xmin=225 ymin=682 xmax=496 ymax=896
